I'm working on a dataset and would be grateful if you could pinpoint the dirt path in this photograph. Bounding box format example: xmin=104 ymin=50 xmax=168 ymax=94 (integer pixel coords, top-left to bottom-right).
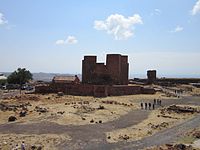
xmin=0 ymin=109 xmax=149 ymax=149
xmin=90 ymin=113 xmax=200 ymax=150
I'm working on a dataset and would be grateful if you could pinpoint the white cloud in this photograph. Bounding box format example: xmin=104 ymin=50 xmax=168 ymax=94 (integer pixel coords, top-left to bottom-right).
xmin=155 ymin=9 xmax=161 ymax=14
xmin=66 ymin=36 xmax=78 ymax=44
xmin=55 ymin=36 xmax=78 ymax=45
xmin=151 ymin=9 xmax=162 ymax=16
xmin=94 ymin=14 xmax=143 ymax=40
xmin=171 ymin=25 xmax=184 ymax=33
xmin=192 ymin=0 xmax=200 ymax=15
xmin=0 ymin=12 xmax=8 ymax=25
xmin=55 ymin=40 xmax=65 ymax=45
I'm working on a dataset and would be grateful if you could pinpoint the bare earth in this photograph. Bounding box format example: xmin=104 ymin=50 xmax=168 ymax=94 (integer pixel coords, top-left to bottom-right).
xmin=106 ymin=105 xmax=199 ymax=143
xmin=0 ymin=92 xmax=164 ymax=126
xmin=0 ymin=87 xmax=200 ymax=150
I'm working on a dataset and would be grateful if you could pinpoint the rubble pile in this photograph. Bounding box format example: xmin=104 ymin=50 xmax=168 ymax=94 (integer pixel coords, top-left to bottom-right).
xmin=34 ymin=106 xmax=48 ymax=113
xmin=77 ymin=105 xmax=95 ymax=113
xmin=165 ymin=92 xmax=178 ymax=98
xmin=2 ymin=94 xmax=39 ymax=101
xmin=157 ymin=114 xmax=179 ymax=119
xmin=119 ymin=134 xmax=130 ymax=140
xmin=149 ymin=122 xmax=169 ymax=130
xmin=0 ymin=102 xmax=31 ymax=112
xmin=193 ymin=131 xmax=200 ymax=138
xmin=101 ymin=100 xmax=133 ymax=107
xmin=147 ymin=143 xmax=194 ymax=150
xmin=57 ymin=111 xmax=65 ymax=115
xmin=64 ymin=101 xmax=90 ymax=106
xmin=97 ymin=105 xmax=105 ymax=110
xmin=12 ymin=95 xmax=40 ymax=101
xmin=30 ymin=145 xmax=43 ymax=150
xmin=173 ymin=144 xmax=193 ymax=150
xmin=166 ymin=105 xmax=199 ymax=114
xmin=8 ymin=116 xmax=17 ymax=122
xmin=19 ymin=110 xmax=27 ymax=117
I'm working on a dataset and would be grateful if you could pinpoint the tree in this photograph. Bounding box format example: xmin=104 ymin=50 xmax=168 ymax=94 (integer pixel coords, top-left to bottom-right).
xmin=0 ymin=79 xmax=7 ymax=86
xmin=7 ymin=68 xmax=33 ymax=85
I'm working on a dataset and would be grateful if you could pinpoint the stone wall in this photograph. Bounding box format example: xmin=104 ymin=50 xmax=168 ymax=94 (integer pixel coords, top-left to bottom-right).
xmin=94 ymin=85 xmax=108 ymax=97
xmin=67 ymin=84 xmax=94 ymax=96
xmin=141 ymin=87 xmax=156 ymax=94
xmin=35 ymin=84 xmax=55 ymax=93
xmin=108 ymin=85 xmax=142 ymax=96
xmin=35 ymin=83 xmax=156 ymax=97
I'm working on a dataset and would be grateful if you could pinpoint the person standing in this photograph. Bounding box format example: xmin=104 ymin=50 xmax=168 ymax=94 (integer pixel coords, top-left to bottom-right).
xmin=148 ymin=103 xmax=151 ymax=110
xmin=141 ymin=103 xmax=143 ymax=109
xmin=157 ymin=99 xmax=159 ymax=105
xmin=145 ymin=103 xmax=147 ymax=110
xmin=21 ymin=141 xmax=25 ymax=150
xmin=154 ymin=99 xmax=156 ymax=105
xmin=12 ymin=144 xmax=19 ymax=150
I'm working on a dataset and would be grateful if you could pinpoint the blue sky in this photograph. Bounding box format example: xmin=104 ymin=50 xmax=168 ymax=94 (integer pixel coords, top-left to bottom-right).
xmin=0 ymin=0 xmax=200 ymax=77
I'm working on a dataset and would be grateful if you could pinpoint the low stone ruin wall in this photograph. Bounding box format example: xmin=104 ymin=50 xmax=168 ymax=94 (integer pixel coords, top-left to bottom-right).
xmin=35 ymin=83 xmax=156 ymax=97
xmin=141 ymin=87 xmax=156 ymax=94
xmin=65 ymin=84 xmax=94 ymax=96
xmin=35 ymin=84 xmax=54 ymax=93
xmin=108 ymin=85 xmax=142 ymax=96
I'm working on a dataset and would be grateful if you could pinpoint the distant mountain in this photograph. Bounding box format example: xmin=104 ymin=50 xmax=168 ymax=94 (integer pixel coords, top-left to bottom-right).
xmin=1 ymin=72 xmax=199 ymax=82
xmin=1 ymin=72 xmax=82 ymax=82
xmin=33 ymin=73 xmax=82 ymax=82
xmin=1 ymin=72 xmax=11 ymax=77
xmin=32 ymin=73 xmax=58 ymax=82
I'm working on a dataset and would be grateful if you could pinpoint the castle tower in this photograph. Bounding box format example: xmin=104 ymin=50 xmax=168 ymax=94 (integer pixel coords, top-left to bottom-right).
xmin=82 ymin=56 xmax=97 ymax=84
xmin=120 ymin=56 xmax=129 ymax=85
xmin=106 ymin=54 xmax=122 ymax=84
xmin=106 ymin=54 xmax=129 ymax=85
xmin=82 ymin=54 xmax=129 ymax=85
xmin=147 ymin=70 xmax=157 ymax=84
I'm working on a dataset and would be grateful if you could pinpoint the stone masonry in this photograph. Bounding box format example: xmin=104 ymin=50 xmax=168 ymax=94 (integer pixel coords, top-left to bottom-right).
xmin=82 ymin=54 xmax=129 ymax=85
xmin=147 ymin=70 xmax=157 ymax=84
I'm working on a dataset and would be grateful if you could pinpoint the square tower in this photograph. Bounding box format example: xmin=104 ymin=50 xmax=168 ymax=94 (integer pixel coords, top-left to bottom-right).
xmin=82 ymin=56 xmax=97 ymax=84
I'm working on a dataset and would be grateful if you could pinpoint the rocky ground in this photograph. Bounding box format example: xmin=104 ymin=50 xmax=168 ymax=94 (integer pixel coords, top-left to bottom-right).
xmin=0 ymin=92 xmax=166 ymax=126
xmin=146 ymin=127 xmax=200 ymax=150
xmin=0 ymin=134 xmax=70 ymax=150
xmin=0 ymin=85 xmax=200 ymax=150
xmin=145 ymin=144 xmax=199 ymax=150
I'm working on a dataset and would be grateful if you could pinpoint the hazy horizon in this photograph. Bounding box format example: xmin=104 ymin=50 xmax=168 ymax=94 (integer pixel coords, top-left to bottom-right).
xmin=1 ymin=72 xmax=200 ymax=80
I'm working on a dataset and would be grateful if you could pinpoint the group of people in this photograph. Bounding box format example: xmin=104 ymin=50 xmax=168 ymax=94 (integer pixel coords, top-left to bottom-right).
xmin=141 ymin=102 xmax=155 ymax=110
xmin=140 ymin=99 xmax=162 ymax=110
xmin=12 ymin=141 xmax=25 ymax=150
xmin=154 ymin=99 xmax=162 ymax=106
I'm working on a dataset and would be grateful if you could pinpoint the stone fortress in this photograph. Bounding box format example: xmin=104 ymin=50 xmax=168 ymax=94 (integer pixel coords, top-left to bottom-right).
xmin=35 ymin=54 xmax=156 ymax=97
xmin=82 ymin=54 xmax=128 ymax=85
